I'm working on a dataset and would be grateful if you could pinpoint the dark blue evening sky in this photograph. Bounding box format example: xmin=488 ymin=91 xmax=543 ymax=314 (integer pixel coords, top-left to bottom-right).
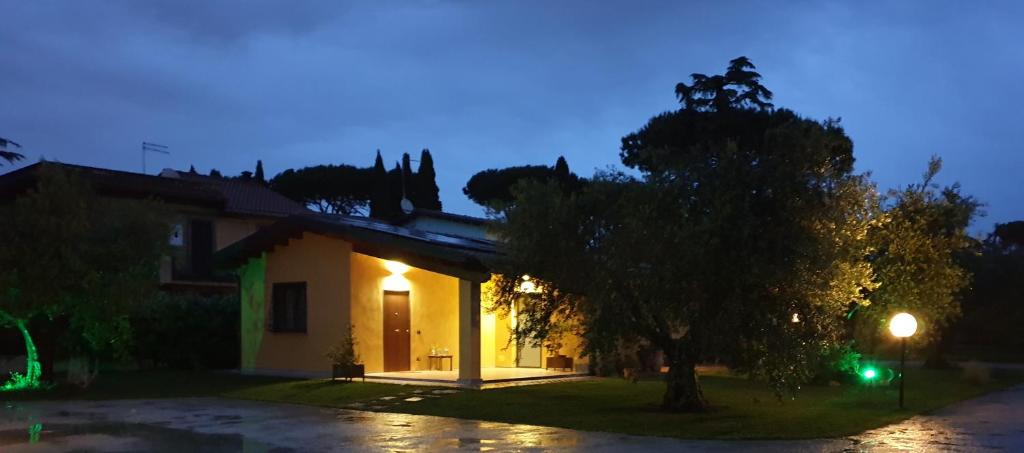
xmin=1 ymin=1 xmax=1020 ymax=232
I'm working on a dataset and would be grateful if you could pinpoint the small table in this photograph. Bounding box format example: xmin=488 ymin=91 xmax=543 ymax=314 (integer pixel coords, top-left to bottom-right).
xmin=428 ymin=355 xmax=453 ymax=371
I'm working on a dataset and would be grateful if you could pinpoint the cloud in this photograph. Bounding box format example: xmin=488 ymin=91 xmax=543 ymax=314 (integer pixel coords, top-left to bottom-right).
xmin=0 ymin=0 xmax=1020 ymax=231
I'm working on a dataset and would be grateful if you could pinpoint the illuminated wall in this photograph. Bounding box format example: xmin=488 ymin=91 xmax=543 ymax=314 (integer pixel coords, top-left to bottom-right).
xmin=239 ymin=254 xmax=266 ymax=370
xmin=350 ymin=252 xmax=460 ymax=373
xmin=252 ymin=233 xmax=351 ymax=374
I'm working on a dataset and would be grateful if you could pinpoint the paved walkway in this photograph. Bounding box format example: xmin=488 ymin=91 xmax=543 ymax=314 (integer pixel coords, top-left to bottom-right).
xmin=1 ymin=385 xmax=1021 ymax=451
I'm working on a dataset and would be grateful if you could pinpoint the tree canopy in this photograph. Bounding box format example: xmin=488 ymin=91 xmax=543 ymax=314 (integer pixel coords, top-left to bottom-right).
xmin=491 ymin=57 xmax=876 ymax=411
xmin=270 ymin=164 xmax=373 ymax=215
xmin=859 ymin=157 xmax=980 ymax=362
xmin=463 ymin=156 xmax=582 ymax=208
xmin=0 ymin=163 xmax=169 ymax=388
xmin=269 ymin=150 xmax=443 ymax=218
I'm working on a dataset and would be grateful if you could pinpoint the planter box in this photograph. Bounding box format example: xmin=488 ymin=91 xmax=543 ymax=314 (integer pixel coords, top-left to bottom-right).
xmin=545 ymin=355 xmax=573 ymax=371
xmin=332 ymin=364 xmax=365 ymax=382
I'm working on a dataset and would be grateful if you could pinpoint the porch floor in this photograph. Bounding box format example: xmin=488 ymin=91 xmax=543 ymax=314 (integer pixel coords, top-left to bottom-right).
xmin=364 ymin=367 xmax=587 ymax=389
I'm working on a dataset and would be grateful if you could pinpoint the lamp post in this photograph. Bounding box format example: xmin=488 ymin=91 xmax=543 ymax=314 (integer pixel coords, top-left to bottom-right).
xmin=889 ymin=312 xmax=918 ymax=409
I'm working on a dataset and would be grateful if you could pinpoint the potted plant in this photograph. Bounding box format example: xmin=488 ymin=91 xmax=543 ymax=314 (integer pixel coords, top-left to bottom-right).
xmin=326 ymin=325 xmax=363 ymax=382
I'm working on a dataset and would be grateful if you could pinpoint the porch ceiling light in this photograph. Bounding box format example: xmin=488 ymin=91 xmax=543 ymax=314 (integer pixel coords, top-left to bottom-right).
xmin=518 ymin=274 xmax=537 ymax=293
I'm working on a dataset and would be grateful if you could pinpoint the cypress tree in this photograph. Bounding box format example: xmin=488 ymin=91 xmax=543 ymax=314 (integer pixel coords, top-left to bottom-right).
xmin=415 ymin=149 xmax=442 ymax=210
xmin=370 ymin=150 xmax=391 ymax=219
xmin=254 ymin=160 xmax=265 ymax=184
xmin=389 ymin=161 xmax=405 ymax=216
xmin=401 ymin=152 xmax=415 ymax=203
xmin=553 ymin=156 xmax=570 ymax=184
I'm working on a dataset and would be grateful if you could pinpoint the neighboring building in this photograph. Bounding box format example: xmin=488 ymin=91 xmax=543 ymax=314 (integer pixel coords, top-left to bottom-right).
xmin=219 ymin=212 xmax=589 ymax=388
xmin=0 ymin=162 xmax=307 ymax=293
xmin=397 ymin=208 xmax=494 ymax=241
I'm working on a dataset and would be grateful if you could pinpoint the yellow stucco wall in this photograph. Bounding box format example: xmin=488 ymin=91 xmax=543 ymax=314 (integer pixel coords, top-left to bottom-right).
xmin=245 ymin=235 xmax=590 ymax=376
xmin=254 ymin=232 xmax=351 ymax=374
xmin=350 ymin=252 xmax=461 ymax=373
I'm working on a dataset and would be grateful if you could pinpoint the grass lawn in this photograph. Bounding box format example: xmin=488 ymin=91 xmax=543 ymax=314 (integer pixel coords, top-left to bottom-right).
xmin=3 ymin=367 xmax=1021 ymax=440
xmin=1 ymin=370 xmax=293 ymax=401
xmin=383 ymin=368 xmax=1024 ymax=440
xmin=1 ymin=369 xmax=419 ymax=409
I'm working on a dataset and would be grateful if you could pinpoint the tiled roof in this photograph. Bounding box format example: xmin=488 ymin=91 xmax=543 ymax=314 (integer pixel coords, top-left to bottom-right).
xmin=173 ymin=171 xmax=306 ymax=218
xmin=0 ymin=162 xmax=307 ymax=218
xmin=217 ymin=213 xmax=503 ymax=280
xmin=0 ymin=162 xmax=224 ymax=208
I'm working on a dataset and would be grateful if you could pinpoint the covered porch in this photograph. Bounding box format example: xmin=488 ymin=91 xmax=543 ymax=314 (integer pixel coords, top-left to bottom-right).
xmin=365 ymin=367 xmax=588 ymax=389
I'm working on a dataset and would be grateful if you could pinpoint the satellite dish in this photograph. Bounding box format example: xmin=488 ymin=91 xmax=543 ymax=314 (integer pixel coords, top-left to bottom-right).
xmin=400 ymin=198 xmax=415 ymax=214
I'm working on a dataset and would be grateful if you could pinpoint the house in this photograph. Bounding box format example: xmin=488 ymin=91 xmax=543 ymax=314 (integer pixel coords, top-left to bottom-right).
xmin=219 ymin=211 xmax=589 ymax=388
xmin=0 ymin=162 xmax=307 ymax=293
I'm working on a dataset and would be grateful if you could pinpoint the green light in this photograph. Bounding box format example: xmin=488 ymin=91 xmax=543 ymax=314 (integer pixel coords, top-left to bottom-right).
xmin=862 ymin=368 xmax=877 ymax=380
xmin=0 ymin=313 xmax=41 ymax=392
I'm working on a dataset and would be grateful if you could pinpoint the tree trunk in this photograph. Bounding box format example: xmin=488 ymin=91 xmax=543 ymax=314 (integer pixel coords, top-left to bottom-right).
xmin=923 ymin=326 xmax=955 ymax=369
xmin=0 ymin=311 xmax=42 ymax=389
xmin=662 ymin=343 xmax=708 ymax=412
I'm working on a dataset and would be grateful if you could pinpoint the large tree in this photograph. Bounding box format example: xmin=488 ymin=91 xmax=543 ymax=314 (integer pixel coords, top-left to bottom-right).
xmin=414 ymin=149 xmax=442 ymax=210
xmin=491 ymin=57 xmax=877 ymax=411
xmin=0 ymin=163 xmax=169 ymax=389
xmin=270 ymin=164 xmax=373 ymax=215
xmin=463 ymin=156 xmax=582 ymax=209
xmin=956 ymin=221 xmax=1024 ymax=357
xmin=369 ymin=151 xmax=394 ymax=219
xmin=859 ymin=157 xmax=980 ymax=364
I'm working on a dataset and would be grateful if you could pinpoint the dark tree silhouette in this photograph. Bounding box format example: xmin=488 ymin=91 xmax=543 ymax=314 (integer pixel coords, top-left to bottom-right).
xmin=369 ymin=150 xmax=393 ymax=219
xmin=994 ymin=221 xmax=1024 ymax=250
xmin=188 ymin=165 xmax=198 ymax=174
xmin=414 ymin=149 xmax=442 ymax=210
xmin=254 ymin=160 xmax=266 ymax=184
xmin=463 ymin=157 xmax=581 ymax=208
xmin=401 ymin=153 xmax=415 ymax=203
xmin=1 ymin=136 xmax=25 ymax=166
xmin=209 ymin=169 xmax=222 ymax=178
xmin=675 ymin=56 xmax=773 ymax=112
xmin=269 ymin=164 xmax=372 ymax=214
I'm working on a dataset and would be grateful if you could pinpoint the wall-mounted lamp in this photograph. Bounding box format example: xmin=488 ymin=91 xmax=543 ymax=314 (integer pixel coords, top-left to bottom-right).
xmin=383 ymin=260 xmax=411 ymax=291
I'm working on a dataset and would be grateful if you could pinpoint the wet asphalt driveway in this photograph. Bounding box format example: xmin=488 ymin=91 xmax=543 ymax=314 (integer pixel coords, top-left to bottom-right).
xmin=2 ymin=385 xmax=1022 ymax=452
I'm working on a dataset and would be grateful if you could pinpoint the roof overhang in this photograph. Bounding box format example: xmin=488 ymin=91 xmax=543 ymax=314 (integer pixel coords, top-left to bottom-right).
xmin=216 ymin=214 xmax=502 ymax=283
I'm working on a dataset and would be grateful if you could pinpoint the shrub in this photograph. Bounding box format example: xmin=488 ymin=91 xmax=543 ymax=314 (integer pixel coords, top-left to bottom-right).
xmin=325 ymin=325 xmax=359 ymax=366
xmin=132 ymin=292 xmax=239 ymax=369
xmin=810 ymin=343 xmax=862 ymax=384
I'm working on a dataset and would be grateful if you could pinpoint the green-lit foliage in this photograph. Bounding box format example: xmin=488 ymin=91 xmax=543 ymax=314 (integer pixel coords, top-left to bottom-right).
xmin=27 ymin=423 xmax=42 ymax=443
xmin=0 ymin=163 xmax=170 ymax=387
xmin=239 ymin=255 xmax=267 ymax=370
xmin=0 ymin=316 xmax=41 ymax=391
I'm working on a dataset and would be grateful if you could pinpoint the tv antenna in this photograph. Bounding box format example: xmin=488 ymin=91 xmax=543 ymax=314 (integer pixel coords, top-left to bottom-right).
xmin=141 ymin=142 xmax=169 ymax=174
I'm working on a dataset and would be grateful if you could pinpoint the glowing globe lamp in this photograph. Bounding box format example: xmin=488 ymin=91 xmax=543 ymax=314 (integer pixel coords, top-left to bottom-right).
xmin=889 ymin=312 xmax=917 ymax=409
xmin=889 ymin=312 xmax=918 ymax=338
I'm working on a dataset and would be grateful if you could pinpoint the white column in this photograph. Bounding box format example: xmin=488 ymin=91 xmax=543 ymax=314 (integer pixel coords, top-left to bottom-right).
xmin=457 ymin=278 xmax=482 ymax=388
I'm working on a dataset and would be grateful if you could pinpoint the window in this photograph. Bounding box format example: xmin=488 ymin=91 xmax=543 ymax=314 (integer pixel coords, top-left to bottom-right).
xmin=169 ymin=223 xmax=184 ymax=247
xmin=271 ymin=282 xmax=307 ymax=333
